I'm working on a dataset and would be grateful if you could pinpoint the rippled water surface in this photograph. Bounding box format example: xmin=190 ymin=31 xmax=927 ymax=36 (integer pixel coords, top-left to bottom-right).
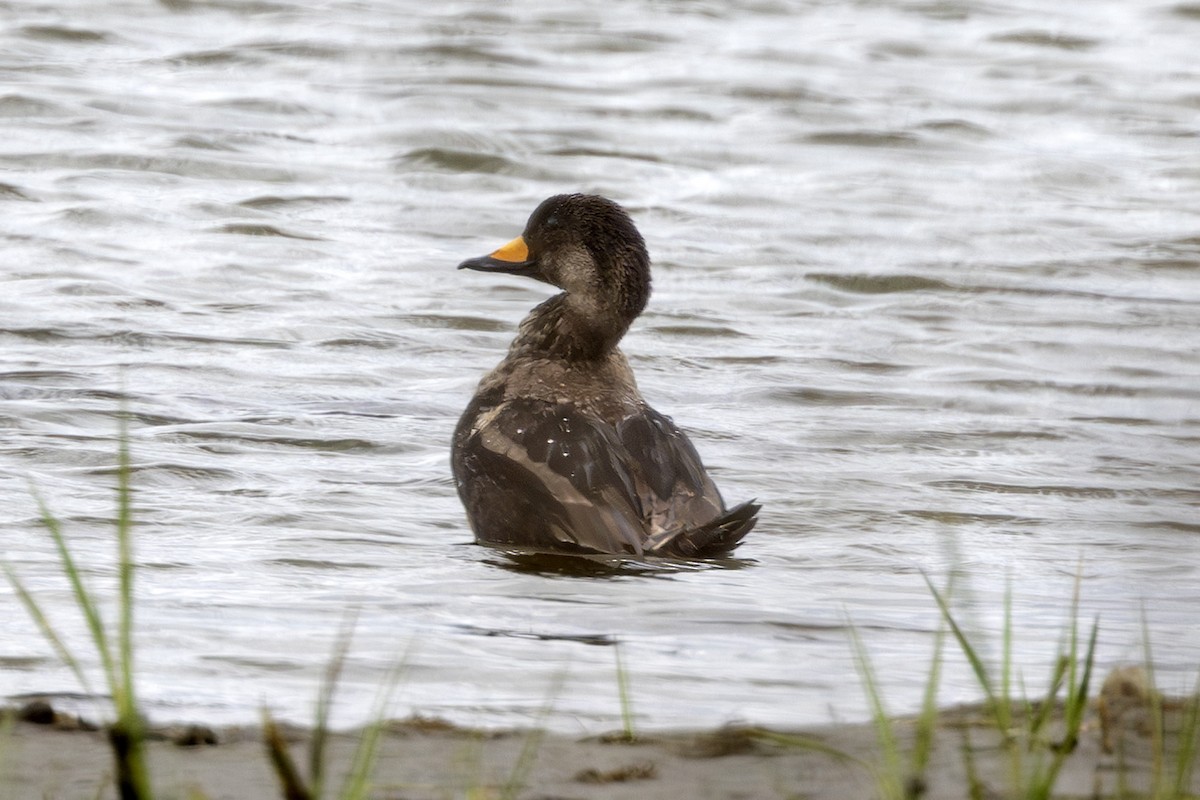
xmin=2 ymin=0 xmax=1198 ymax=732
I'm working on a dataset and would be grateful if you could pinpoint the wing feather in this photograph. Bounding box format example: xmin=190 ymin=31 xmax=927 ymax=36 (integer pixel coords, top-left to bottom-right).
xmin=453 ymin=398 xmax=738 ymax=555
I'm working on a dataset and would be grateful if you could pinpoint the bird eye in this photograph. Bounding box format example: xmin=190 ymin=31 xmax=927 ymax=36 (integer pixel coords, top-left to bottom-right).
xmin=544 ymin=213 xmax=559 ymax=228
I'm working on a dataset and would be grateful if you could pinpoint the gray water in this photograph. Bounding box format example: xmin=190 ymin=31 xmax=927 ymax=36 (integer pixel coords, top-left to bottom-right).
xmin=1 ymin=0 xmax=1198 ymax=733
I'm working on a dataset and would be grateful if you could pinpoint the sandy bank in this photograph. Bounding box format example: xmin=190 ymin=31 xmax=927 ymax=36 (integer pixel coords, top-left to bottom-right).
xmin=4 ymin=689 xmax=1196 ymax=800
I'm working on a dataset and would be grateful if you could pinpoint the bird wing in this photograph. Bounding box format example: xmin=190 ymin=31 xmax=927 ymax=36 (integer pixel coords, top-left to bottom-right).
xmin=457 ymin=399 xmax=647 ymax=554
xmin=455 ymin=399 xmax=725 ymax=555
xmin=613 ymin=405 xmax=726 ymax=540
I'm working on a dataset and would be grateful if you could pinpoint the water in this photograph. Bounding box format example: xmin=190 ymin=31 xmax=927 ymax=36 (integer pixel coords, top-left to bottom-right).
xmin=1 ymin=0 xmax=1198 ymax=733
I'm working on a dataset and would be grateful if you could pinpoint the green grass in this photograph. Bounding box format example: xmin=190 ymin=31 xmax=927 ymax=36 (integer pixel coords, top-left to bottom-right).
xmin=614 ymin=640 xmax=637 ymax=742
xmin=1132 ymin=613 xmax=1200 ymax=800
xmin=842 ymin=567 xmax=1200 ymax=800
xmin=0 ymin=704 xmax=15 ymax=789
xmin=1172 ymin=676 xmax=1200 ymax=799
xmin=848 ymin=621 xmax=906 ymax=800
xmin=925 ymin=569 xmax=1099 ymax=800
xmin=262 ymin=612 xmax=406 ymax=800
xmin=498 ymin=668 xmax=566 ymax=800
xmin=848 ymin=580 xmax=949 ymax=800
xmin=3 ymin=410 xmax=152 ymax=800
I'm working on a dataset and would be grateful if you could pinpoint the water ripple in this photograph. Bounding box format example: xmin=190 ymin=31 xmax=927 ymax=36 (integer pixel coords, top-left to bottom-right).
xmin=0 ymin=0 xmax=1197 ymax=737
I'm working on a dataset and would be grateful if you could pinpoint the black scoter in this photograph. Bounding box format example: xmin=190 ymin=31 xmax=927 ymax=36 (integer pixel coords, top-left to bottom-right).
xmin=451 ymin=194 xmax=759 ymax=557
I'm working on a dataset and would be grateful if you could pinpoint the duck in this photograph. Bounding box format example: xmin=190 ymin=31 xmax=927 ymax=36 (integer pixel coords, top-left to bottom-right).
xmin=451 ymin=194 xmax=759 ymax=558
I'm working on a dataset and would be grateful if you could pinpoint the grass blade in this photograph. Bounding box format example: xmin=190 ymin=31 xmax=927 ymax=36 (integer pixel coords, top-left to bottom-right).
xmin=959 ymin=724 xmax=985 ymax=800
xmin=10 ymin=414 xmax=154 ymax=800
xmin=910 ymin=613 xmax=946 ymax=793
xmin=847 ymin=619 xmax=903 ymax=800
xmin=339 ymin=720 xmax=383 ymax=800
xmin=264 ymin=709 xmax=312 ymax=800
xmin=310 ymin=610 xmax=358 ymax=798
xmin=1140 ymin=609 xmax=1167 ymax=797
xmin=614 ymin=641 xmax=636 ymax=742
xmin=999 ymin=582 xmax=1013 ymax=733
xmin=0 ymin=704 xmax=15 ymax=783
xmin=1173 ymin=671 xmax=1200 ymax=798
xmin=111 ymin=412 xmax=151 ymax=800
xmin=1062 ymin=616 xmax=1098 ymax=750
xmin=30 ymin=485 xmax=120 ymax=701
xmin=1027 ymin=580 xmax=1098 ymax=800
xmin=924 ymin=574 xmax=998 ymax=713
xmin=1028 ymin=656 xmax=1067 ymax=739
xmin=116 ymin=411 xmax=137 ymax=722
xmin=500 ymin=668 xmax=567 ymax=800
xmin=2 ymin=563 xmax=94 ymax=697
xmin=338 ymin=646 xmax=410 ymax=800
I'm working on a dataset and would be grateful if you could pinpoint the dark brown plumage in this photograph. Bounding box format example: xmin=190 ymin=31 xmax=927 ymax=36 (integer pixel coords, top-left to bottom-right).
xmin=451 ymin=194 xmax=759 ymax=557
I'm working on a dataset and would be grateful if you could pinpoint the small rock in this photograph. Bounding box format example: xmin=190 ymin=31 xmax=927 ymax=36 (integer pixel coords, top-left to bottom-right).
xmin=574 ymin=761 xmax=657 ymax=783
xmin=676 ymin=725 xmax=763 ymax=758
xmin=172 ymin=724 xmax=219 ymax=747
xmin=19 ymin=700 xmax=56 ymax=725
xmin=1098 ymin=665 xmax=1158 ymax=754
xmin=54 ymin=713 xmax=100 ymax=732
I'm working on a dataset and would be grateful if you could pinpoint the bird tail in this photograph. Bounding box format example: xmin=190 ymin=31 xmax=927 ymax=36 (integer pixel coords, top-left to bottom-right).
xmin=649 ymin=500 xmax=760 ymax=558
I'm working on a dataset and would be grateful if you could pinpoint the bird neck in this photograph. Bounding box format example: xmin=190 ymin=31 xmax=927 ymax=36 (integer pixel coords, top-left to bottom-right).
xmin=510 ymin=294 xmax=633 ymax=362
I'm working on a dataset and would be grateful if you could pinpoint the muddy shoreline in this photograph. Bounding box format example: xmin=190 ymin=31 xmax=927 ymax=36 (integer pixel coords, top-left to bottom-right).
xmin=5 ymin=691 xmax=1195 ymax=800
